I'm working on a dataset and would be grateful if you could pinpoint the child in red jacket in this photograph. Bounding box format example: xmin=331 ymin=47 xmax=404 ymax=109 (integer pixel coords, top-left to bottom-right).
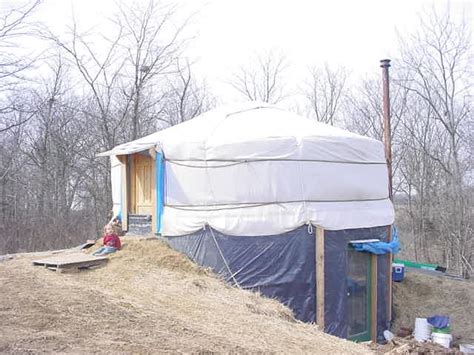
xmin=93 ymin=224 xmax=121 ymax=256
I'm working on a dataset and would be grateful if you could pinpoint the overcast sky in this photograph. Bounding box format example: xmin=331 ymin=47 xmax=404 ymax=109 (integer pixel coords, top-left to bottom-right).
xmin=3 ymin=0 xmax=472 ymax=104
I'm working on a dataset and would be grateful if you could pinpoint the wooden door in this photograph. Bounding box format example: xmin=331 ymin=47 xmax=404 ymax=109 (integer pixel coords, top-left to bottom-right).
xmin=132 ymin=154 xmax=154 ymax=215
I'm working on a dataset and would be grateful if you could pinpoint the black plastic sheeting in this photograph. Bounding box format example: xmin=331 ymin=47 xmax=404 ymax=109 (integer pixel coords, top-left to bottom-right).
xmin=165 ymin=225 xmax=390 ymax=341
xmin=167 ymin=225 xmax=316 ymax=322
xmin=325 ymin=227 xmax=389 ymax=341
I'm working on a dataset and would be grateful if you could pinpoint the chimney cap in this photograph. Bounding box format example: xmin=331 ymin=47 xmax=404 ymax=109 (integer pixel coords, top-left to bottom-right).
xmin=380 ymin=59 xmax=391 ymax=68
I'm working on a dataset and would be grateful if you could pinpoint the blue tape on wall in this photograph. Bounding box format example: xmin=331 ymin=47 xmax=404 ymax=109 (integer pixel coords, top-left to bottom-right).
xmin=155 ymin=152 xmax=165 ymax=234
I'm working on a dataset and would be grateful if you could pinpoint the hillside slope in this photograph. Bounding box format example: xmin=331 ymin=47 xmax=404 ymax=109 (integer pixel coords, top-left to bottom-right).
xmin=393 ymin=271 xmax=474 ymax=342
xmin=0 ymin=238 xmax=370 ymax=354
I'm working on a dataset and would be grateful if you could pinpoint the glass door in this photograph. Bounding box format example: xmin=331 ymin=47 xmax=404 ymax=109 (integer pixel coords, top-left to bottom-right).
xmin=346 ymin=249 xmax=371 ymax=342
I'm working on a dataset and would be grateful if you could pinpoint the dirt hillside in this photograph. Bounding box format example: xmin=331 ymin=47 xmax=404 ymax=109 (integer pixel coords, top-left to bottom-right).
xmin=393 ymin=272 xmax=474 ymax=342
xmin=0 ymin=238 xmax=371 ymax=354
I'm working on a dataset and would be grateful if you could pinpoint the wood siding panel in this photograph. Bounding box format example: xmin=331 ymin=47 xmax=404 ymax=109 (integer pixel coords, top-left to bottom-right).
xmin=316 ymin=227 xmax=325 ymax=328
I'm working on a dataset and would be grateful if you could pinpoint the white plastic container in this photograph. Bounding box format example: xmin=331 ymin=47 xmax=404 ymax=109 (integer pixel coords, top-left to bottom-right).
xmin=460 ymin=344 xmax=474 ymax=354
xmin=414 ymin=318 xmax=432 ymax=342
xmin=383 ymin=330 xmax=394 ymax=342
xmin=432 ymin=332 xmax=452 ymax=348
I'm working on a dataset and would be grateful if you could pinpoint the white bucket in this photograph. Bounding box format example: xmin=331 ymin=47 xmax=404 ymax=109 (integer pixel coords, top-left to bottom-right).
xmin=383 ymin=330 xmax=394 ymax=342
xmin=432 ymin=332 xmax=452 ymax=348
xmin=460 ymin=344 xmax=474 ymax=354
xmin=414 ymin=318 xmax=432 ymax=342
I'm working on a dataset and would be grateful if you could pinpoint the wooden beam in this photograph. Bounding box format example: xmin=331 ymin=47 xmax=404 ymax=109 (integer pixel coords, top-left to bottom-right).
xmin=387 ymin=226 xmax=393 ymax=323
xmin=148 ymin=148 xmax=156 ymax=160
xmin=130 ymin=155 xmax=136 ymax=214
xmin=371 ymin=253 xmax=378 ymax=342
xmin=316 ymin=227 xmax=325 ymax=328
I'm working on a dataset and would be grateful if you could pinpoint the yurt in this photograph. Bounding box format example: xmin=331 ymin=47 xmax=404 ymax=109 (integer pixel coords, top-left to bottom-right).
xmin=98 ymin=102 xmax=395 ymax=342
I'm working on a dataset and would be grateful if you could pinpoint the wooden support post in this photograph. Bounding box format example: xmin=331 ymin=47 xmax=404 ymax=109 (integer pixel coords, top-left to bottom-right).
xmin=316 ymin=227 xmax=325 ymax=328
xmin=130 ymin=155 xmax=136 ymax=214
xmin=387 ymin=226 xmax=392 ymax=323
xmin=371 ymin=254 xmax=378 ymax=341
xmin=148 ymin=148 xmax=156 ymax=160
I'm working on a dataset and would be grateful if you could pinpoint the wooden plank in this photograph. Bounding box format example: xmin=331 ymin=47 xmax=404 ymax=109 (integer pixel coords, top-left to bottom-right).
xmin=148 ymin=148 xmax=156 ymax=160
xmin=130 ymin=154 xmax=136 ymax=215
xmin=349 ymin=239 xmax=380 ymax=244
xmin=316 ymin=227 xmax=325 ymax=328
xmin=78 ymin=241 xmax=95 ymax=250
xmin=387 ymin=225 xmax=393 ymax=323
xmin=33 ymin=253 xmax=108 ymax=267
xmin=371 ymin=253 xmax=378 ymax=342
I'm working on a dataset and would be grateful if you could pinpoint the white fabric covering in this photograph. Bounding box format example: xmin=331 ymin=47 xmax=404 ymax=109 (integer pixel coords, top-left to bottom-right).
xmin=104 ymin=103 xmax=394 ymax=236
xmin=110 ymin=156 xmax=122 ymax=217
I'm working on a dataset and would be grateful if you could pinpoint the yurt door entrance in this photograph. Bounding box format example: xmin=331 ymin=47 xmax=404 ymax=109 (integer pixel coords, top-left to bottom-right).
xmin=346 ymin=250 xmax=371 ymax=342
xmin=131 ymin=153 xmax=154 ymax=215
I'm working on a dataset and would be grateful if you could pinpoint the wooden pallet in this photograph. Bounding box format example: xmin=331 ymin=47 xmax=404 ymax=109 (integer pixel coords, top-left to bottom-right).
xmin=32 ymin=253 xmax=108 ymax=273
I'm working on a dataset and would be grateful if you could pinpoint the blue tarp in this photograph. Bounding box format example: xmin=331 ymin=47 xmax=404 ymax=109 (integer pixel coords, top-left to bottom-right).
xmin=351 ymin=227 xmax=400 ymax=255
xmin=428 ymin=315 xmax=450 ymax=329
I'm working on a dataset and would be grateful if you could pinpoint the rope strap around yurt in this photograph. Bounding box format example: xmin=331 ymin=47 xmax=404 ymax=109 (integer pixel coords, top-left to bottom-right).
xmin=165 ymin=197 xmax=390 ymax=211
xmin=165 ymin=158 xmax=387 ymax=167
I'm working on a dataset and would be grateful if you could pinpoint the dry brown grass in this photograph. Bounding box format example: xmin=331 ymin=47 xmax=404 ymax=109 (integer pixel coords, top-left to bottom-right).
xmin=0 ymin=237 xmax=371 ymax=354
xmin=393 ymin=272 xmax=474 ymax=343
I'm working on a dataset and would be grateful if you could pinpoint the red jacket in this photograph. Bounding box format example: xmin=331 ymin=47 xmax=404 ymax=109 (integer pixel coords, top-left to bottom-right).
xmin=103 ymin=233 xmax=121 ymax=249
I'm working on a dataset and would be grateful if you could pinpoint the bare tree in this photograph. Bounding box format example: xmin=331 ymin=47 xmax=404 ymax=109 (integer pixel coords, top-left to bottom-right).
xmin=0 ymin=0 xmax=41 ymax=83
xmin=159 ymin=59 xmax=215 ymax=127
xmin=117 ymin=0 xmax=188 ymax=139
xmin=0 ymin=0 xmax=41 ymax=133
xmin=27 ymin=0 xmax=203 ymax=247
xmin=0 ymin=55 xmax=98 ymax=253
xmin=302 ymin=64 xmax=348 ymax=125
xmin=229 ymin=49 xmax=289 ymax=104
xmin=397 ymin=5 xmax=472 ymax=276
xmin=44 ymin=19 xmax=126 ymax=150
xmin=44 ymin=0 xmax=192 ymax=142
xmin=346 ymin=5 xmax=472 ymax=276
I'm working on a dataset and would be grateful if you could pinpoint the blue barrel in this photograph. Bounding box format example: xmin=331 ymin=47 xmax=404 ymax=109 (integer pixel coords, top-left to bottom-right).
xmin=392 ymin=263 xmax=405 ymax=282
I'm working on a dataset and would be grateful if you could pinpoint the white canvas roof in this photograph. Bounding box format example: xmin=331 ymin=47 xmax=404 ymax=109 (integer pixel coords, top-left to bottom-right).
xmin=103 ymin=102 xmax=394 ymax=236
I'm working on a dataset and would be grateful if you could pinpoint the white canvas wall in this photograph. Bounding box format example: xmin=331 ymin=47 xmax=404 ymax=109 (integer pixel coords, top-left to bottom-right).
xmin=101 ymin=103 xmax=394 ymax=236
xmin=110 ymin=155 xmax=122 ymax=217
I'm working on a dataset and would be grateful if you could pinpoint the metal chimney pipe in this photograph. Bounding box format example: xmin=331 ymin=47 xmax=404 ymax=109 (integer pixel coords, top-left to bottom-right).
xmin=380 ymin=59 xmax=393 ymax=201
xmin=380 ymin=58 xmax=393 ymax=326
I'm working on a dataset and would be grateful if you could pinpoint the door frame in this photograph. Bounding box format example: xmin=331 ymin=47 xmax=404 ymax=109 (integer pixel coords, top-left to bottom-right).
xmin=126 ymin=151 xmax=157 ymax=232
xmin=346 ymin=248 xmax=372 ymax=342
xmin=130 ymin=152 xmax=154 ymax=215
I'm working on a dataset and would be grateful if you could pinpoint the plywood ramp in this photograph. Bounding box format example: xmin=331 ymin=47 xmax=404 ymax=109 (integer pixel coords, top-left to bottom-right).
xmin=32 ymin=253 xmax=108 ymax=272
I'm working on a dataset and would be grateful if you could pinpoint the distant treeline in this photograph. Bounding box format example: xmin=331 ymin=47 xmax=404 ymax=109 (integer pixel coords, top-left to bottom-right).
xmin=0 ymin=1 xmax=472 ymax=277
